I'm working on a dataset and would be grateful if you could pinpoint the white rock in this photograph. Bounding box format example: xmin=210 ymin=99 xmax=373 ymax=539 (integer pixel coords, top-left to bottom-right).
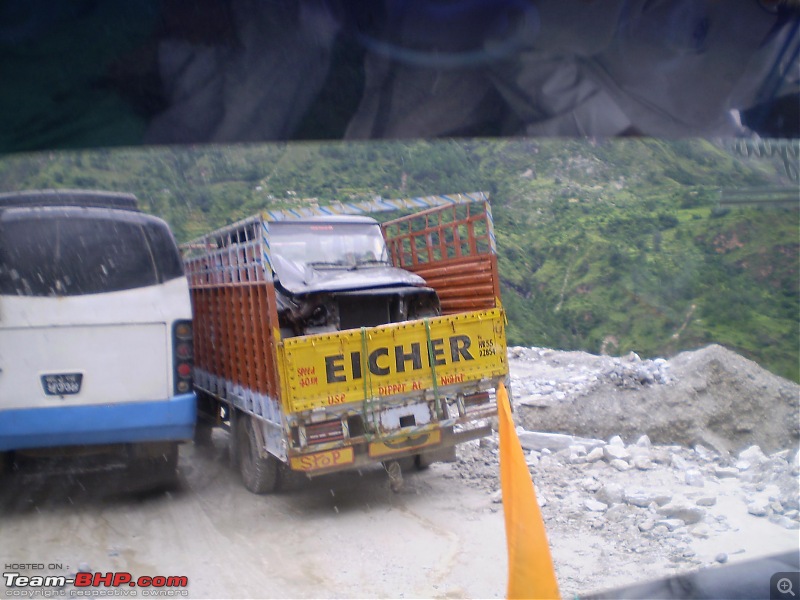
xmin=695 ymin=497 xmax=717 ymax=507
xmin=693 ymin=444 xmax=715 ymax=461
xmin=690 ymin=524 xmax=711 ymax=538
xmin=518 ymin=431 xmax=604 ymax=452
xmin=651 ymin=525 xmax=670 ymax=536
xmin=605 ymin=504 xmax=629 ymax=523
xmin=685 ymin=469 xmax=705 ymax=487
xmin=747 ymin=499 xmax=769 ymax=517
xmin=655 ymin=519 xmax=685 ymax=532
xmin=638 ymin=519 xmax=655 ymax=532
xmin=738 ymin=445 xmax=769 ymax=466
xmin=480 ymin=437 xmax=498 ymax=450
xmin=596 ymin=484 xmax=625 ymax=505
xmin=610 ymin=459 xmax=631 ymax=472
xmin=636 ymin=435 xmax=652 ymax=448
xmin=658 ymin=502 xmax=705 ymax=524
xmin=581 ymin=477 xmax=602 ymax=493
xmin=586 ymin=448 xmax=605 ymax=463
xmin=626 ymin=491 xmax=672 ymax=508
xmin=604 ymin=445 xmax=631 ymax=461
xmin=609 ymin=435 xmax=626 ymax=447
xmin=713 ymin=467 xmax=739 ymax=479
xmin=632 ymin=456 xmax=655 ymax=470
xmin=671 ymin=453 xmax=689 ymax=470
xmin=585 ymin=499 xmax=608 ymax=512
xmin=569 ymin=444 xmax=587 ymax=457
xmin=774 ymin=516 xmax=800 ymax=530
xmin=626 ymin=351 xmax=642 ymax=363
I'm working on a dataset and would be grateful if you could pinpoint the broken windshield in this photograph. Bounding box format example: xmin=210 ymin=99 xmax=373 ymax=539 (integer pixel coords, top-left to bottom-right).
xmin=270 ymin=221 xmax=391 ymax=270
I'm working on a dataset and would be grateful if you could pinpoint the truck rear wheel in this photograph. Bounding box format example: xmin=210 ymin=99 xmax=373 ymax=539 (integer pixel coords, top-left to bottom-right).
xmin=237 ymin=416 xmax=281 ymax=494
xmin=194 ymin=420 xmax=214 ymax=447
xmin=194 ymin=392 xmax=216 ymax=447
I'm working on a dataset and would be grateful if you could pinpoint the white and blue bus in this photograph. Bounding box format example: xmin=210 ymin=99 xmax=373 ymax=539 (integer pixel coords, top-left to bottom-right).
xmin=0 ymin=189 xmax=195 ymax=478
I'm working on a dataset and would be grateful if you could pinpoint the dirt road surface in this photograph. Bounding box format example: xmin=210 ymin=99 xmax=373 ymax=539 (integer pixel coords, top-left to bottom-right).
xmin=0 ymin=439 xmax=508 ymax=599
xmin=2 ymin=344 xmax=798 ymax=599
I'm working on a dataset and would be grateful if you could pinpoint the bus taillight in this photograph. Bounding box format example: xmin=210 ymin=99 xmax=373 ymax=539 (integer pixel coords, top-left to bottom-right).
xmin=173 ymin=320 xmax=194 ymax=395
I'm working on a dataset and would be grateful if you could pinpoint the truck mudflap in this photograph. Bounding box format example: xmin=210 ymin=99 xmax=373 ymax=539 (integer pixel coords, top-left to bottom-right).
xmin=278 ymin=307 xmax=507 ymax=474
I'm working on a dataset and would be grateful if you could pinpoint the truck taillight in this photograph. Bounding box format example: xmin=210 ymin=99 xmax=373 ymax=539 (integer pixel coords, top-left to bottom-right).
xmin=173 ymin=320 xmax=193 ymax=395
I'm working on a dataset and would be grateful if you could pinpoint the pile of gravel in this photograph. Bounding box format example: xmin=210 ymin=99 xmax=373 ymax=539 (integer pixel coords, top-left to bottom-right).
xmin=450 ymin=428 xmax=799 ymax=598
xmin=511 ymin=344 xmax=799 ymax=454
xmin=440 ymin=344 xmax=799 ymax=597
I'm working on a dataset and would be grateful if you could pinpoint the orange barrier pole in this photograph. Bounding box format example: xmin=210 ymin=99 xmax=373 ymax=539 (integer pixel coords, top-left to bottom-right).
xmin=498 ymin=382 xmax=560 ymax=600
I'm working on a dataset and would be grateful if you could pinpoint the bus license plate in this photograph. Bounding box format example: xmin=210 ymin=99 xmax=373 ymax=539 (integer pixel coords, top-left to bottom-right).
xmin=41 ymin=373 xmax=83 ymax=396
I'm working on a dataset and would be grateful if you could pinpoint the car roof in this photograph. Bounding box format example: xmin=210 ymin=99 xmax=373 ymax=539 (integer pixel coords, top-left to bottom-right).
xmin=0 ymin=189 xmax=139 ymax=211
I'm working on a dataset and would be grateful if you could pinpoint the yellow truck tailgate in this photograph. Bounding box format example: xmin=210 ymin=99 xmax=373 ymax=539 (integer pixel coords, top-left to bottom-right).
xmin=279 ymin=308 xmax=508 ymax=413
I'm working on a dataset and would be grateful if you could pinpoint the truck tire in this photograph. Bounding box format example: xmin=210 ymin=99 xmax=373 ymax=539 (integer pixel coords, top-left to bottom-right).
xmin=194 ymin=420 xmax=214 ymax=447
xmin=194 ymin=391 xmax=216 ymax=447
xmin=237 ymin=416 xmax=281 ymax=494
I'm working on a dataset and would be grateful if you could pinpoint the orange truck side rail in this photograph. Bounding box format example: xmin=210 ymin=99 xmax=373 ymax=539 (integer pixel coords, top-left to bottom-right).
xmin=382 ymin=201 xmax=501 ymax=314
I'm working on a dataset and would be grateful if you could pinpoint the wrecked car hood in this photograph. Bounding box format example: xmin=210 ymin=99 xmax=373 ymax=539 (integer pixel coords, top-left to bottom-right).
xmin=272 ymin=256 xmax=427 ymax=294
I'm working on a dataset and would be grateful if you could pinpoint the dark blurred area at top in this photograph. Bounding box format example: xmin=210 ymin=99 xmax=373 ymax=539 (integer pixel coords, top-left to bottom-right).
xmin=0 ymin=0 xmax=798 ymax=153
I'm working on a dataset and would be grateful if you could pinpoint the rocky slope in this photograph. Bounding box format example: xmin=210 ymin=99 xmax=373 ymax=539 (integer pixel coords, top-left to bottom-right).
xmin=451 ymin=344 xmax=800 ymax=597
xmin=511 ymin=344 xmax=799 ymax=454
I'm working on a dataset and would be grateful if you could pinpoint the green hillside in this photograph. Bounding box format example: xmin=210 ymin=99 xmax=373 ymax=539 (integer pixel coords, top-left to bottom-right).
xmin=1 ymin=138 xmax=797 ymax=381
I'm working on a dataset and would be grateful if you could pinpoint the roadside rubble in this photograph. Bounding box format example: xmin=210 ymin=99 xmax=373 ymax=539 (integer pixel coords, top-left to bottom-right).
xmin=447 ymin=344 xmax=800 ymax=598
xmin=454 ymin=429 xmax=799 ymax=597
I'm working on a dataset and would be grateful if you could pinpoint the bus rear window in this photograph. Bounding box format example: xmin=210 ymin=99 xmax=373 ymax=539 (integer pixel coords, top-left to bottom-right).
xmin=0 ymin=211 xmax=184 ymax=297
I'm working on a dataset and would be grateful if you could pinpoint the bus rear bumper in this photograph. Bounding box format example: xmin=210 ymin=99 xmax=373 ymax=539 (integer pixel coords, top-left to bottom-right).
xmin=0 ymin=393 xmax=197 ymax=451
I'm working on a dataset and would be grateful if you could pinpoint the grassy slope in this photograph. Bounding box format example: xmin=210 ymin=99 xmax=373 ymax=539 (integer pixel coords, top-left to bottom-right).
xmin=0 ymin=138 xmax=796 ymax=380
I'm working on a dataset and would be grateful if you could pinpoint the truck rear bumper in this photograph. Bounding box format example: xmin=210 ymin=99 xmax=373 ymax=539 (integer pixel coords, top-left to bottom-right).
xmin=287 ymin=422 xmax=492 ymax=476
xmin=0 ymin=393 xmax=197 ymax=452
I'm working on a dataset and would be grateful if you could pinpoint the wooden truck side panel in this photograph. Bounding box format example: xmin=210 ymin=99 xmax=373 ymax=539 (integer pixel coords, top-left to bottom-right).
xmin=184 ymin=220 xmax=287 ymax=460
